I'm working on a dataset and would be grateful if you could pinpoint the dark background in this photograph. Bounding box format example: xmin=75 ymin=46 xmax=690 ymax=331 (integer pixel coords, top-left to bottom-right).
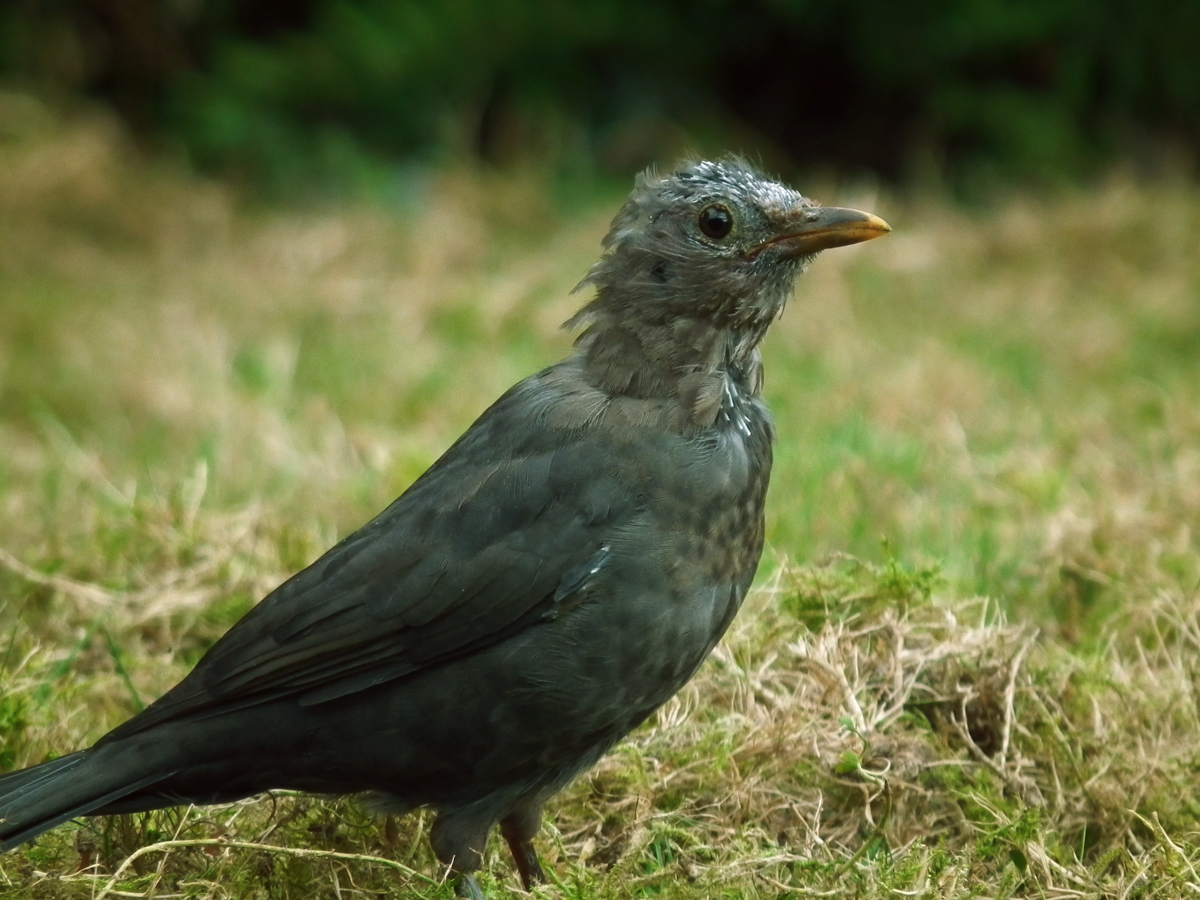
xmin=2 ymin=0 xmax=1198 ymax=195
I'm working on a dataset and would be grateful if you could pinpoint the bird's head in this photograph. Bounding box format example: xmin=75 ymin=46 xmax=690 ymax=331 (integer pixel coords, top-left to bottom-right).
xmin=571 ymin=159 xmax=890 ymax=354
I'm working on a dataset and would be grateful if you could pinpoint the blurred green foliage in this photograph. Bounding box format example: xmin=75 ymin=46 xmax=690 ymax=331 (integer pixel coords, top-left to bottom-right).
xmin=2 ymin=0 xmax=1198 ymax=191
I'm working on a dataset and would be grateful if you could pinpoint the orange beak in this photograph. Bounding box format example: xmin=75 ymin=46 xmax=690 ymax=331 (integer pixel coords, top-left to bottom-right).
xmin=754 ymin=206 xmax=891 ymax=257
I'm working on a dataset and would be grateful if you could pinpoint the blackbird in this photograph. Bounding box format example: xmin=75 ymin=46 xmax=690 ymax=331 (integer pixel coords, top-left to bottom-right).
xmin=0 ymin=159 xmax=889 ymax=898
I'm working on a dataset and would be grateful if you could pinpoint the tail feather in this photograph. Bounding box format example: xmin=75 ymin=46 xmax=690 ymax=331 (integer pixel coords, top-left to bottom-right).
xmin=0 ymin=748 xmax=175 ymax=851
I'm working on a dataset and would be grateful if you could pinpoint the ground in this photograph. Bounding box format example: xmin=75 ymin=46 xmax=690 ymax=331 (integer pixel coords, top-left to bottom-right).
xmin=2 ymin=92 xmax=1200 ymax=898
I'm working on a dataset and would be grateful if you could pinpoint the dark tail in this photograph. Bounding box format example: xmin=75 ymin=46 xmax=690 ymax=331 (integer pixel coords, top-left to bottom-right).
xmin=0 ymin=747 xmax=175 ymax=851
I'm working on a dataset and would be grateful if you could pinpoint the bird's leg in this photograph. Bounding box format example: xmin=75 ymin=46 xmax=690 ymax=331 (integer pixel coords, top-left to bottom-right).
xmin=500 ymin=802 xmax=546 ymax=890
xmin=431 ymin=812 xmax=491 ymax=900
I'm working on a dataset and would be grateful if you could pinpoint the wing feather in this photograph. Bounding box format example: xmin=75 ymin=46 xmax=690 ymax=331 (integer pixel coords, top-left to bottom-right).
xmin=103 ymin=370 xmax=643 ymax=742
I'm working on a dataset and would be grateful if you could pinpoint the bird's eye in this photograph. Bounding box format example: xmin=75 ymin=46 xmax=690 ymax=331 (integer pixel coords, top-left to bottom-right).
xmin=698 ymin=205 xmax=733 ymax=240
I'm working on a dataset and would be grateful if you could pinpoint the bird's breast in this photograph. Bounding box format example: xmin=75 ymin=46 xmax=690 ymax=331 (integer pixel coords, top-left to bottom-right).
xmin=602 ymin=387 xmax=773 ymax=632
xmin=687 ymin=396 xmax=773 ymax=589
xmin=537 ymin=407 xmax=772 ymax=733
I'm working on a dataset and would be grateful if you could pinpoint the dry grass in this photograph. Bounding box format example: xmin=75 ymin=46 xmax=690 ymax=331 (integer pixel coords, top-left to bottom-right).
xmin=2 ymin=92 xmax=1200 ymax=898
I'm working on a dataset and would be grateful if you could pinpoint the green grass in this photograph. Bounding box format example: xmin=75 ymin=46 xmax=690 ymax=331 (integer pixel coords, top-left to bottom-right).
xmin=3 ymin=91 xmax=1200 ymax=898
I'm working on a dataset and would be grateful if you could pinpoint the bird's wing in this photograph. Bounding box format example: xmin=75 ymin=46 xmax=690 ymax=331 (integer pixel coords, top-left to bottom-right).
xmin=105 ymin=372 xmax=643 ymax=740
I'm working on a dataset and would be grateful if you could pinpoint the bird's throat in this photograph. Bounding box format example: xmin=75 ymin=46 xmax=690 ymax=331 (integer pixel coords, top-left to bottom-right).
xmin=577 ymin=317 xmax=763 ymax=428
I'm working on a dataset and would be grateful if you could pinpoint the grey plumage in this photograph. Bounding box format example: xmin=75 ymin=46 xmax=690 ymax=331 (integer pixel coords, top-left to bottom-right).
xmin=0 ymin=158 xmax=889 ymax=898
